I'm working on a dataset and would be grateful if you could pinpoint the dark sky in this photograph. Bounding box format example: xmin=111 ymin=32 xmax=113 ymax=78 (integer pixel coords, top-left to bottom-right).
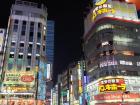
xmin=0 ymin=0 xmax=91 ymax=83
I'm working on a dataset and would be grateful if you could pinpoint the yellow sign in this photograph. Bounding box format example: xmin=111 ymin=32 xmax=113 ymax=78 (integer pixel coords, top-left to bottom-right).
xmin=93 ymin=1 xmax=115 ymax=20
xmin=4 ymin=86 xmax=28 ymax=92
xmin=98 ymin=78 xmax=126 ymax=93
xmin=99 ymin=84 xmax=126 ymax=92
xmin=95 ymin=0 xmax=107 ymax=6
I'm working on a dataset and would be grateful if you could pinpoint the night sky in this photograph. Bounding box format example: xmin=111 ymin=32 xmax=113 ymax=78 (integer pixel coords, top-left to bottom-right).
xmin=0 ymin=0 xmax=91 ymax=83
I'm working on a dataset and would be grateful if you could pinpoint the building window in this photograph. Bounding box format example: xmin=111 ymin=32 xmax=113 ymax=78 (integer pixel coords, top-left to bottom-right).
xmin=10 ymin=48 xmax=15 ymax=52
xmin=21 ymin=31 xmax=25 ymax=36
xmin=36 ymin=45 xmax=40 ymax=54
xmin=11 ymin=42 xmax=16 ymax=46
xmin=20 ymin=43 xmax=24 ymax=47
xmin=38 ymin=23 xmax=41 ymax=28
xmin=37 ymin=32 xmax=41 ymax=43
xmin=28 ymin=44 xmax=32 ymax=53
xmin=18 ymin=55 xmax=23 ymax=59
xmin=27 ymin=56 xmax=31 ymax=66
xmin=26 ymin=67 xmax=30 ymax=71
xmin=43 ymin=45 xmax=45 ymax=51
xmin=30 ymin=22 xmax=34 ymax=26
xmin=29 ymin=32 xmax=33 ymax=42
xmin=14 ymin=19 xmax=19 ymax=24
xmin=13 ymin=25 xmax=18 ymax=32
xmin=15 ymin=10 xmax=23 ymax=15
xmin=22 ymin=21 xmax=26 ymax=25
xmin=36 ymin=56 xmax=39 ymax=65
xmin=9 ymin=54 xmax=14 ymax=58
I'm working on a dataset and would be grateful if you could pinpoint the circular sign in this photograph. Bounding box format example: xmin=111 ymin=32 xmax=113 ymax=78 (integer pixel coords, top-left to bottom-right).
xmin=21 ymin=75 xmax=34 ymax=82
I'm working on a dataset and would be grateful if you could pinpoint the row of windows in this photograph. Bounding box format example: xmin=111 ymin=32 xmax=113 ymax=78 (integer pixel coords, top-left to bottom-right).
xmin=89 ymin=69 xmax=140 ymax=82
xmin=10 ymin=42 xmax=46 ymax=52
xmin=8 ymin=54 xmax=39 ymax=71
xmin=96 ymin=24 xmax=139 ymax=33
xmin=13 ymin=19 xmax=43 ymax=33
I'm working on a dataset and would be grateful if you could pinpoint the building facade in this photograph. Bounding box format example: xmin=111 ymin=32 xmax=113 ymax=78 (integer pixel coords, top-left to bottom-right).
xmin=0 ymin=0 xmax=47 ymax=104
xmin=46 ymin=20 xmax=54 ymax=63
xmin=84 ymin=0 xmax=140 ymax=105
xmin=0 ymin=29 xmax=6 ymax=76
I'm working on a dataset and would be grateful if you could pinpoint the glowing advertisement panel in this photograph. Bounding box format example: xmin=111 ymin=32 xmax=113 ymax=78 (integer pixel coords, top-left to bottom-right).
xmin=0 ymin=29 xmax=5 ymax=52
xmin=0 ymin=99 xmax=35 ymax=105
xmin=99 ymin=78 xmax=126 ymax=93
xmin=46 ymin=63 xmax=52 ymax=80
xmin=94 ymin=93 xmax=140 ymax=102
xmin=124 ymin=76 xmax=140 ymax=92
xmin=86 ymin=76 xmax=140 ymax=104
xmin=2 ymin=71 xmax=35 ymax=93
xmin=37 ymin=60 xmax=47 ymax=100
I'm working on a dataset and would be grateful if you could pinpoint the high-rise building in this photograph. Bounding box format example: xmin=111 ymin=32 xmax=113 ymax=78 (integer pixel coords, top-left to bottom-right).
xmin=45 ymin=20 xmax=54 ymax=81
xmin=0 ymin=29 xmax=6 ymax=75
xmin=84 ymin=0 xmax=140 ymax=104
xmin=46 ymin=20 xmax=54 ymax=63
xmin=0 ymin=0 xmax=47 ymax=104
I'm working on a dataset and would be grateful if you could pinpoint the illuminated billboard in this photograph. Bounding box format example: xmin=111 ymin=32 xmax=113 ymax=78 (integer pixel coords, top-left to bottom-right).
xmin=99 ymin=78 xmax=126 ymax=93
xmin=2 ymin=71 xmax=35 ymax=93
xmin=0 ymin=99 xmax=35 ymax=105
xmin=0 ymin=29 xmax=5 ymax=52
xmin=86 ymin=76 xmax=140 ymax=104
xmin=84 ymin=0 xmax=138 ymax=35
xmin=37 ymin=59 xmax=47 ymax=100
xmin=46 ymin=63 xmax=52 ymax=80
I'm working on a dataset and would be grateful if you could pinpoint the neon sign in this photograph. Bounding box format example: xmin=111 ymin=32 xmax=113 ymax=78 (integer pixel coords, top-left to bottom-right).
xmin=93 ymin=0 xmax=115 ymax=20
xmin=99 ymin=78 xmax=126 ymax=93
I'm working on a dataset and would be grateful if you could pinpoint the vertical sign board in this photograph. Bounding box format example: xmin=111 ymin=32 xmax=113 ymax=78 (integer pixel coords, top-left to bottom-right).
xmin=0 ymin=29 xmax=5 ymax=52
xmin=37 ymin=60 xmax=47 ymax=100
xmin=46 ymin=63 xmax=51 ymax=80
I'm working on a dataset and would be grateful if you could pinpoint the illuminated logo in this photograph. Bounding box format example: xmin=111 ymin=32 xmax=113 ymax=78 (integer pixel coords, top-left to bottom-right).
xmin=95 ymin=0 xmax=107 ymax=6
xmin=92 ymin=0 xmax=115 ymax=20
xmin=21 ymin=75 xmax=34 ymax=82
xmin=99 ymin=78 xmax=126 ymax=93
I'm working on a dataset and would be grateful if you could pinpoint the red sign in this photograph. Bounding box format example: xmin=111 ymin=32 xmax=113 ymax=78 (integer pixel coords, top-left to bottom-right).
xmin=21 ymin=75 xmax=34 ymax=82
xmin=94 ymin=93 xmax=140 ymax=101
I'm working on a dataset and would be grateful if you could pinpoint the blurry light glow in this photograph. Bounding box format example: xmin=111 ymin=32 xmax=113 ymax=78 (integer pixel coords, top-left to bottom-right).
xmin=113 ymin=36 xmax=133 ymax=42
xmin=121 ymin=51 xmax=134 ymax=56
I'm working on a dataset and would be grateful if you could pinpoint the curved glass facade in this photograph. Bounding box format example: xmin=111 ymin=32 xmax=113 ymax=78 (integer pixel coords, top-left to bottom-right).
xmin=84 ymin=18 xmax=140 ymax=82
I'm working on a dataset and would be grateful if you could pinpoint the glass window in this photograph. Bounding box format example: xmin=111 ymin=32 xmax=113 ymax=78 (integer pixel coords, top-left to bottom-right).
xmin=30 ymin=22 xmax=34 ymax=26
xmin=14 ymin=19 xmax=19 ymax=24
xmin=15 ymin=10 xmax=23 ymax=15
xmin=21 ymin=31 xmax=25 ymax=36
xmin=13 ymin=25 xmax=18 ymax=32
xmin=18 ymin=55 xmax=23 ymax=59
xmin=36 ymin=45 xmax=40 ymax=54
xmin=43 ymin=45 xmax=45 ymax=51
xmin=29 ymin=32 xmax=34 ymax=42
xmin=38 ymin=23 xmax=41 ymax=28
xmin=10 ymin=48 xmax=15 ymax=52
xmin=20 ymin=43 xmax=24 ymax=47
xmin=27 ymin=56 xmax=31 ymax=66
xmin=11 ymin=42 xmax=15 ymax=46
xmin=26 ymin=67 xmax=30 ymax=71
xmin=22 ymin=21 xmax=26 ymax=25
xmin=28 ymin=44 xmax=32 ymax=53
xmin=37 ymin=32 xmax=41 ymax=43
xmin=36 ymin=56 xmax=39 ymax=65
xmin=9 ymin=54 xmax=14 ymax=58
